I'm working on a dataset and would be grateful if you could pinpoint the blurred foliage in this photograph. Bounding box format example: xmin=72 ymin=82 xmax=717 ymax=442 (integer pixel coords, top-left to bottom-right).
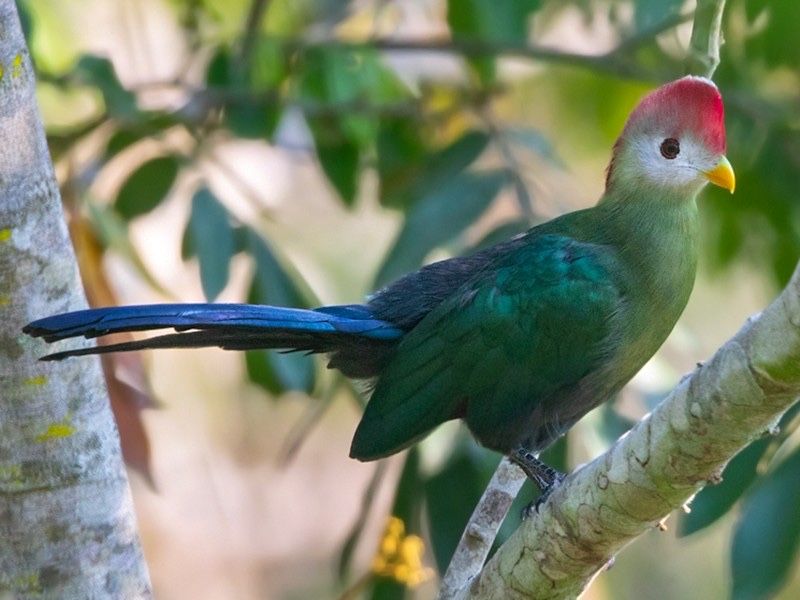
xmin=23 ymin=0 xmax=800 ymax=597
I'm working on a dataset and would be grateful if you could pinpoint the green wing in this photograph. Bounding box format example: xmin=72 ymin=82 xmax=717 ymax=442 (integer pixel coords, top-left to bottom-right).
xmin=350 ymin=234 xmax=625 ymax=460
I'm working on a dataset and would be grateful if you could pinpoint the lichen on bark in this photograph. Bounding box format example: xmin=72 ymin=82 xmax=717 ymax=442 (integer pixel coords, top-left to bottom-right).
xmin=0 ymin=1 xmax=152 ymax=597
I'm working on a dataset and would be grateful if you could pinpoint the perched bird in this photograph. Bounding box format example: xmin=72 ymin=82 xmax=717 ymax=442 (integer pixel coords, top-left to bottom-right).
xmin=25 ymin=76 xmax=735 ymax=496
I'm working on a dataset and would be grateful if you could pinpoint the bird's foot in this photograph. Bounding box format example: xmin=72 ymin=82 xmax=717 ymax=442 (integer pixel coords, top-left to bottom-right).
xmin=510 ymin=448 xmax=566 ymax=518
xmin=520 ymin=472 xmax=566 ymax=519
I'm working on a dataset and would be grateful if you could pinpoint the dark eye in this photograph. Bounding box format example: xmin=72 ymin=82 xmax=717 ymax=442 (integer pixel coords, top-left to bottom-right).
xmin=660 ymin=138 xmax=680 ymax=159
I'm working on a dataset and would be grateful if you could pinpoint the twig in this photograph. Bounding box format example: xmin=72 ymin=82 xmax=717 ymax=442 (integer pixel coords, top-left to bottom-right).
xmin=337 ymin=461 xmax=389 ymax=580
xmin=479 ymin=106 xmax=535 ymax=221
xmin=237 ymin=0 xmax=271 ymax=75
xmin=278 ymin=378 xmax=338 ymax=465
xmin=130 ymin=10 xmax=693 ymax=109
xmin=687 ymin=0 xmax=727 ymax=77
xmin=281 ymin=29 xmax=682 ymax=83
xmin=438 ymin=458 xmax=526 ymax=599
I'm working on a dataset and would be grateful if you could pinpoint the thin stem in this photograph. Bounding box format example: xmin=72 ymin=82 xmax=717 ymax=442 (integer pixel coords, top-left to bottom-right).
xmin=438 ymin=458 xmax=526 ymax=599
xmin=238 ymin=0 xmax=271 ymax=74
xmin=480 ymin=106 xmax=535 ymax=221
xmin=687 ymin=0 xmax=727 ymax=77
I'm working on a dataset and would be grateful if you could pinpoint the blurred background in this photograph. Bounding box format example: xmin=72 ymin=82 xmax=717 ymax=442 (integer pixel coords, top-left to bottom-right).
xmin=20 ymin=0 xmax=800 ymax=598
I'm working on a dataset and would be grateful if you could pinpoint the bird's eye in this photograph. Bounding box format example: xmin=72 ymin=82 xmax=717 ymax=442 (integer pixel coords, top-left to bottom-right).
xmin=660 ymin=138 xmax=680 ymax=159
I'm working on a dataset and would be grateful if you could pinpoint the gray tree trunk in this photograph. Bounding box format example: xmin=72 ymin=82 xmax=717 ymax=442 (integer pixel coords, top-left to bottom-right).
xmin=0 ymin=1 xmax=152 ymax=597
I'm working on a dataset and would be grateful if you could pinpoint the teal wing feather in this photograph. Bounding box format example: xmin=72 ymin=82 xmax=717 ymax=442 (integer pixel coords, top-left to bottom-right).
xmin=349 ymin=234 xmax=626 ymax=460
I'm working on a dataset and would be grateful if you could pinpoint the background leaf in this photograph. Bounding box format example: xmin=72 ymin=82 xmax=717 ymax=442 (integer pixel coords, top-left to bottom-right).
xmin=731 ymin=446 xmax=800 ymax=600
xmin=245 ymin=229 xmax=315 ymax=394
xmin=378 ymin=130 xmax=490 ymax=210
xmin=446 ymin=0 xmax=541 ymax=83
xmin=74 ymin=54 xmax=139 ymax=120
xmin=187 ymin=188 xmax=235 ymax=301
xmin=680 ymin=438 xmax=769 ymax=536
xmin=315 ymin=134 xmax=360 ymax=206
xmin=374 ymin=170 xmax=507 ymax=287
xmin=369 ymin=449 xmax=422 ymax=600
xmin=115 ymin=156 xmax=180 ymax=220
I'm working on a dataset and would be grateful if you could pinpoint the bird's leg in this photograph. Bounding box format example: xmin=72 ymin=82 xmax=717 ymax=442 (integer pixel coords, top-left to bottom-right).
xmin=510 ymin=447 xmax=566 ymax=516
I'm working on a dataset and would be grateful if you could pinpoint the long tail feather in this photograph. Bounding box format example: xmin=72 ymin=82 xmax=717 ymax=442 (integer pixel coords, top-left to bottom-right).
xmin=24 ymin=303 xmax=404 ymax=362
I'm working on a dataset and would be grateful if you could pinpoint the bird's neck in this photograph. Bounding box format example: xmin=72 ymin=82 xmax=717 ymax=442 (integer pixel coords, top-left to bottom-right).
xmin=596 ymin=188 xmax=700 ymax=343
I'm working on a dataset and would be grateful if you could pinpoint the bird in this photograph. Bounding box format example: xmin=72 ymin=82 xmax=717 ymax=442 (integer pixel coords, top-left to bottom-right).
xmin=24 ymin=76 xmax=735 ymax=498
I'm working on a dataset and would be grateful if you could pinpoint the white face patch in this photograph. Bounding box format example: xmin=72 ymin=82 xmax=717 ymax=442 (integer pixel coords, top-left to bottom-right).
xmin=620 ymin=132 xmax=721 ymax=196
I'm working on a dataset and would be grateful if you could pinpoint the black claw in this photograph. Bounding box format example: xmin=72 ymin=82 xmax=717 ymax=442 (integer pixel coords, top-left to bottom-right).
xmin=510 ymin=447 xmax=566 ymax=513
xmin=520 ymin=471 xmax=566 ymax=520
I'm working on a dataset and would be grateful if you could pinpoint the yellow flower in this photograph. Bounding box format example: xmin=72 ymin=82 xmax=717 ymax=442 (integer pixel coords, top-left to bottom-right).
xmin=371 ymin=516 xmax=434 ymax=588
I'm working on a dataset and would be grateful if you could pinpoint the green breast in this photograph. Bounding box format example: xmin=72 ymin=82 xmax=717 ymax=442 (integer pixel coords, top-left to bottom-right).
xmin=591 ymin=196 xmax=700 ymax=391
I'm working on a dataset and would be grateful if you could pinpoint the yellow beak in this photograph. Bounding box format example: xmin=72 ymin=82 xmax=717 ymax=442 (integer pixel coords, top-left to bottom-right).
xmin=703 ymin=155 xmax=735 ymax=193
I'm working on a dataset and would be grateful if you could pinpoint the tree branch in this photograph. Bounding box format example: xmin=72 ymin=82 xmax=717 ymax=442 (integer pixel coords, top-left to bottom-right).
xmin=456 ymin=261 xmax=800 ymax=598
xmin=237 ymin=0 xmax=271 ymax=75
xmin=687 ymin=0 xmax=727 ymax=77
xmin=439 ymin=458 xmax=526 ymax=598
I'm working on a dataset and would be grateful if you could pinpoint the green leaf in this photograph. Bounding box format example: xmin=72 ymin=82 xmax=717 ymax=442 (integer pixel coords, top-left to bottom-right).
xmin=744 ymin=1 xmax=800 ymax=68
xmin=680 ymin=438 xmax=769 ymax=536
xmin=391 ymin=448 xmax=423 ymax=530
xmin=105 ymin=115 xmax=184 ymax=159
xmin=425 ymin=448 xmax=493 ymax=573
xmin=245 ymin=346 xmax=313 ymax=395
xmin=115 ymin=156 xmax=180 ymax=220
xmin=316 ymin=136 xmax=359 ymax=205
xmin=731 ymin=446 xmax=800 ymax=600
xmin=205 ymin=46 xmax=231 ymax=87
xmin=187 ymin=188 xmax=235 ymax=301
xmin=249 ymin=38 xmax=288 ymax=89
xmin=374 ymin=170 xmax=507 ymax=287
xmin=633 ymin=0 xmax=683 ymax=33
xmin=683 ymin=404 xmax=800 ymax=536
xmin=225 ymin=97 xmax=281 ymax=140
xmin=245 ymin=229 xmax=315 ymax=393
xmin=369 ymin=449 xmax=422 ymax=600
xmin=296 ymin=48 xmax=409 ymax=205
xmin=446 ymin=0 xmax=540 ymax=83
xmin=297 ymin=47 xmax=409 ymax=147
xmin=105 ymin=129 xmax=144 ymax=157
xmin=206 ymin=42 xmax=285 ymax=140
xmin=704 ymin=126 xmax=800 ymax=288
xmin=378 ymin=129 xmax=489 ymax=209
xmin=74 ymin=55 xmax=138 ymax=120
xmin=375 ymin=118 xmax=429 ymax=208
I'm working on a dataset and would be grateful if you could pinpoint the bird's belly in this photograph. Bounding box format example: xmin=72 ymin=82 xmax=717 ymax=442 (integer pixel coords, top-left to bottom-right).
xmin=466 ymin=317 xmax=678 ymax=455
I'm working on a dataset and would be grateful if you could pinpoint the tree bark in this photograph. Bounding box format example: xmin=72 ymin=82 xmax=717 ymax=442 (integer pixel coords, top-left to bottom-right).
xmin=0 ymin=2 xmax=152 ymax=597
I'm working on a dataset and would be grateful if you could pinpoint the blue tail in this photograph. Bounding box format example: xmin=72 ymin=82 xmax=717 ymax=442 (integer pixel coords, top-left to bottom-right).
xmin=24 ymin=303 xmax=404 ymax=375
